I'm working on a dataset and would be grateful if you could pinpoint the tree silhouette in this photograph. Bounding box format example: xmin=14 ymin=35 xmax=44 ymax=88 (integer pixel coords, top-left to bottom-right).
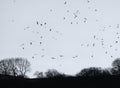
xmin=0 ymin=58 xmax=30 ymax=77
xmin=102 ymin=68 xmax=112 ymax=76
xmin=111 ymin=58 xmax=120 ymax=75
xmin=15 ymin=58 xmax=31 ymax=76
xmin=76 ymin=67 xmax=103 ymax=77
xmin=45 ymin=69 xmax=65 ymax=78
xmin=34 ymin=71 xmax=44 ymax=78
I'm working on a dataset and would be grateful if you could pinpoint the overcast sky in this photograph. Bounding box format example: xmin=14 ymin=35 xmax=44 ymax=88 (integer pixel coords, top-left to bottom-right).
xmin=0 ymin=0 xmax=120 ymax=78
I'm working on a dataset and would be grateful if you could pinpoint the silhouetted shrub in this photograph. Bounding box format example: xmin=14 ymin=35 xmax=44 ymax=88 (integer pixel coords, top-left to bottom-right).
xmin=111 ymin=58 xmax=120 ymax=75
xmin=102 ymin=68 xmax=112 ymax=76
xmin=34 ymin=71 xmax=44 ymax=78
xmin=76 ymin=67 xmax=103 ymax=77
xmin=45 ymin=69 xmax=65 ymax=78
xmin=0 ymin=58 xmax=31 ymax=77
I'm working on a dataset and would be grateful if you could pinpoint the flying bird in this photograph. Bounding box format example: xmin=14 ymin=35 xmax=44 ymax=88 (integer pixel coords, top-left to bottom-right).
xmin=91 ymin=55 xmax=94 ymax=58
xmin=64 ymin=1 xmax=67 ymax=5
xmin=41 ymin=55 xmax=45 ymax=58
xmin=44 ymin=22 xmax=47 ymax=25
xmin=30 ymin=42 xmax=32 ymax=45
xmin=37 ymin=21 xmax=39 ymax=25
xmin=94 ymin=9 xmax=98 ymax=12
xmin=40 ymin=24 xmax=43 ymax=26
xmin=49 ymin=29 xmax=52 ymax=31
xmin=32 ymin=56 xmax=35 ymax=59
xmin=115 ymin=41 xmax=118 ymax=43
xmin=40 ymin=42 xmax=42 ymax=44
xmin=93 ymin=43 xmax=95 ymax=47
xmin=51 ymin=57 xmax=56 ymax=59
xmin=117 ymin=24 xmax=119 ymax=28
xmin=22 ymin=47 xmax=24 ymax=50
xmin=84 ymin=18 xmax=87 ymax=23
xmin=59 ymin=55 xmax=64 ymax=57
xmin=63 ymin=17 xmax=66 ymax=20
xmin=105 ymin=51 xmax=108 ymax=54
xmin=94 ymin=35 xmax=96 ymax=39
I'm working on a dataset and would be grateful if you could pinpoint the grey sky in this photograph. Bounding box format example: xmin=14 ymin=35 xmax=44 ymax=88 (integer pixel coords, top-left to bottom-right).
xmin=0 ymin=0 xmax=120 ymax=78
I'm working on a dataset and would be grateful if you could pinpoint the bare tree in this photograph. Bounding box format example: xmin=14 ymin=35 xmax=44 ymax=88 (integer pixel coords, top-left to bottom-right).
xmin=14 ymin=58 xmax=31 ymax=76
xmin=0 ymin=59 xmax=12 ymax=75
xmin=0 ymin=58 xmax=30 ymax=77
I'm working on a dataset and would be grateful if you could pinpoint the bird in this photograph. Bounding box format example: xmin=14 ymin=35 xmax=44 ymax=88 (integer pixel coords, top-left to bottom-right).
xmin=87 ymin=0 xmax=90 ymax=3
xmin=72 ymin=55 xmax=78 ymax=58
xmin=87 ymin=44 xmax=89 ymax=47
xmin=73 ymin=13 xmax=77 ymax=19
xmin=115 ymin=41 xmax=118 ymax=43
xmin=41 ymin=49 xmax=45 ymax=51
xmin=50 ymin=9 xmax=52 ymax=12
xmin=84 ymin=18 xmax=87 ymax=23
xmin=32 ymin=56 xmax=35 ymax=59
xmin=22 ymin=47 xmax=24 ymax=50
xmin=41 ymin=55 xmax=45 ymax=58
xmin=51 ymin=57 xmax=56 ymax=59
xmin=91 ymin=55 xmax=94 ymax=58
xmin=40 ymin=36 xmax=43 ymax=39
xmin=117 ymin=24 xmax=119 ymax=28
xmin=111 ymin=56 xmax=113 ymax=58
xmin=37 ymin=21 xmax=39 ymax=25
xmin=49 ymin=29 xmax=52 ymax=31
xmin=93 ymin=43 xmax=95 ymax=47
xmin=110 ymin=45 xmax=112 ymax=47
xmin=93 ymin=35 xmax=96 ymax=39
xmin=94 ymin=9 xmax=98 ymax=12
xmin=64 ymin=1 xmax=67 ymax=5
xmin=105 ymin=51 xmax=108 ymax=54
xmin=63 ymin=17 xmax=66 ymax=20
xmin=59 ymin=55 xmax=64 ymax=57
xmin=40 ymin=24 xmax=43 ymax=26
xmin=44 ymin=22 xmax=47 ymax=25
xmin=40 ymin=42 xmax=42 ymax=45
xmin=30 ymin=42 xmax=32 ymax=45
xmin=24 ymin=26 xmax=30 ymax=30
xmin=67 ymin=10 xmax=69 ymax=13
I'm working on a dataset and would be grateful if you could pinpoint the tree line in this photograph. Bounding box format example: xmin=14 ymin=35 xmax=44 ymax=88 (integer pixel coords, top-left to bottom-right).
xmin=0 ymin=57 xmax=120 ymax=78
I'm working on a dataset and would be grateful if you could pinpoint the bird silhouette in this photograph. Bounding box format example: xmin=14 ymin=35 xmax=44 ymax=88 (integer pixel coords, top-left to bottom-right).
xmin=40 ymin=42 xmax=42 ymax=45
xmin=22 ymin=47 xmax=24 ymax=50
xmin=32 ymin=56 xmax=35 ymax=59
xmin=59 ymin=55 xmax=64 ymax=57
xmin=40 ymin=24 xmax=43 ymax=26
xmin=30 ymin=42 xmax=32 ymax=45
xmin=93 ymin=43 xmax=95 ymax=47
xmin=49 ymin=29 xmax=52 ymax=31
xmin=91 ymin=55 xmax=94 ymax=58
xmin=64 ymin=1 xmax=67 ymax=5
xmin=117 ymin=24 xmax=119 ymax=28
xmin=115 ymin=41 xmax=118 ymax=43
xmin=37 ymin=21 xmax=39 ymax=25
xmin=44 ymin=22 xmax=47 ymax=25
xmin=51 ymin=57 xmax=56 ymax=59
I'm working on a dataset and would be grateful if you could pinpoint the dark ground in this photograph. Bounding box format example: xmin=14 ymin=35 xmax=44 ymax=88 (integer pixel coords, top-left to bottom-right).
xmin=0 ymin=75 xmax=119 ymax=88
